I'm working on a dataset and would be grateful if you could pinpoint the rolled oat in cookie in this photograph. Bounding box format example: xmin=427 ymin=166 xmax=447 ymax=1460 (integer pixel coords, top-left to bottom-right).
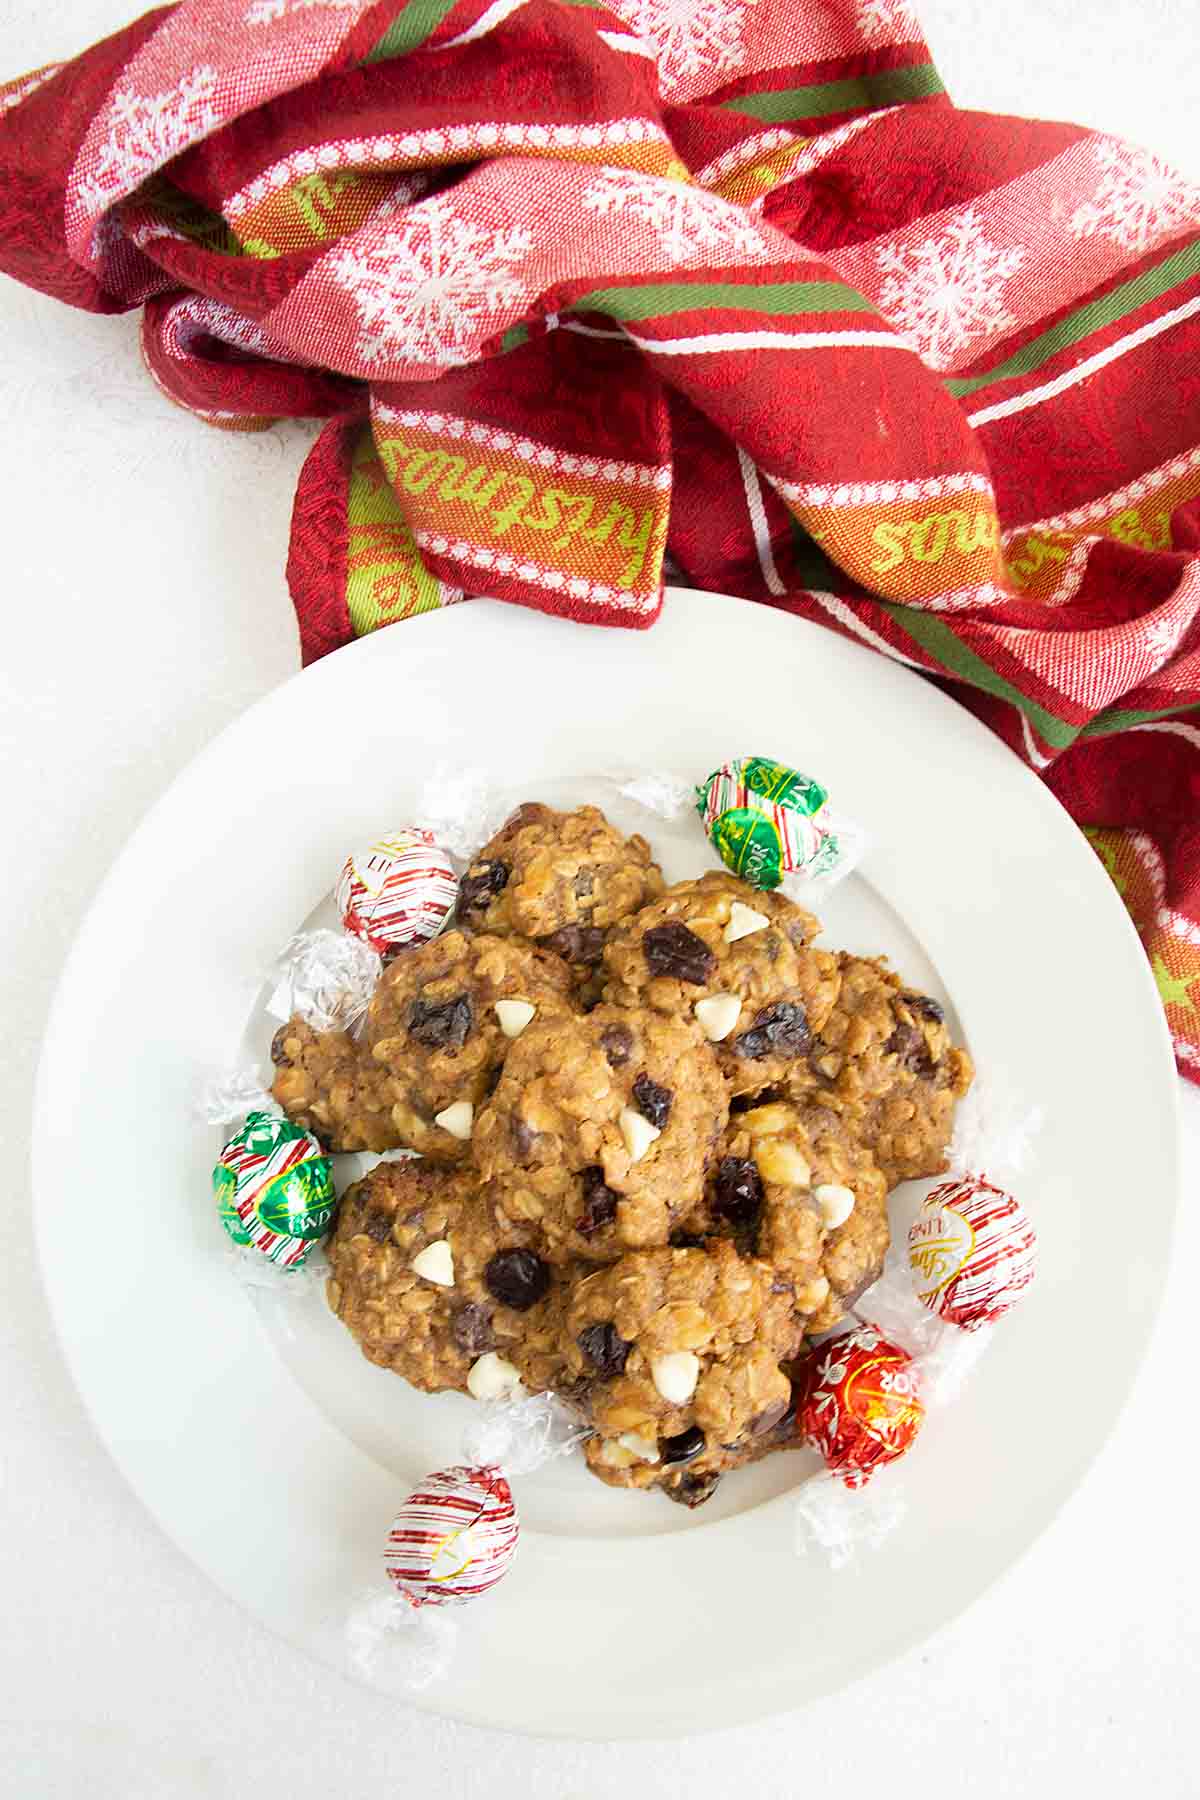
xmin=601 ymin=871 xmax=840 ymax=1096
xmin=325 ymin=1159 xmax=570 ymax=1395
xmin=474 ymin=1003 xmax=729 ymax=1262
xmin=784 ymin=954 xmax=974 ymax=1185
xmin=560 ymin=1241 xmax=799 ymax=1503
xmin=456 ymin=803 xmax=664 ymax=976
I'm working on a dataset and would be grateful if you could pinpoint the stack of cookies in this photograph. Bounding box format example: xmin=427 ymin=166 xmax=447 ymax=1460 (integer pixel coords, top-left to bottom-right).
xmin=270 ymin=803 xmax=972 ymax=1507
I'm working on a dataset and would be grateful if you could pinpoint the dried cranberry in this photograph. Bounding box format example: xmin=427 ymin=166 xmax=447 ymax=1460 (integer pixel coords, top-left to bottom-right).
xmin=457 ymin=860 xmax=510 ymax=917
xmin=577 ymin=1165 xmax=619 ymax=1235
xmin=642 ymin=921 xmax=716 ymax=985
xmin=730 ymin=1001 xmax=809 ymax=1060
xmin=452 ymin=1303 xmax=495 ymax=1354
xmin=666 ymin=1470 xmax=721 ymax=1508
xmin=600 ymin=1023 xmax=634 ymax=1067
xmin=269 ymin=1025 xmax=292 ymax=1067
xmin=660 ymin=1426 xmax=705 ymax=1465
xmin=484 ymin=1248 xmax=551 ymax=1311
xmin=577 ymin=1321 xmax=630 ymax=1376
xmin=904 ymin=993 xmax=945 ymax=1024
xmin=632 ymin=1072 xmax=673 ymax=1128
xmin=713 ymin=1156 xmax=764 ymax=1226
xmin=544 ymin=924 xmax=605 ymax=966
xmin=407 ymin=993 xmax=473 ymax=1050
xmin=669 ymin=1230 xmax=706 ymax=1249
xmin=886 ymin=1022 xmax=935 ymax=1075
xmin=362 ymin=1209 xmax=393 ymax=1244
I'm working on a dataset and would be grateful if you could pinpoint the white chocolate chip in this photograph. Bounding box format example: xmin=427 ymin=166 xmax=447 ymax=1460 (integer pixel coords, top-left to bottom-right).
xmin=494 ymin=998 xmax=536 ymax=1039
xmin=434 ymin=1099 xmax=474 ymax=1140
xmin=410 ymin=1238 xmax=455 ymax=1286
xmin=467 ymin=1352 xmax=525 ymax=1402
xmin=814 ymin=1183 xmax=857 ymax=1229
xmin=753 ymin=1139 xmax=812 ymax=1187
xmin=619 ymin=1106 xmax=661 ymax=1164
xmin=650 ymin=1350 xmax=701 ymax=1406
xmin=693 ymin=993 xmax=742 ymax=1042
xmin=617 ymin=1431 xmax=661 ymax=1464
xmin=724 ymin=901 xmax=771 ymax=943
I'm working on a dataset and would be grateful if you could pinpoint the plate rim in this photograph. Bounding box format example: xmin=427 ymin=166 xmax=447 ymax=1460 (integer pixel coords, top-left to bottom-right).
xmin=32 ymin=589 xmax=1181 ymax=1738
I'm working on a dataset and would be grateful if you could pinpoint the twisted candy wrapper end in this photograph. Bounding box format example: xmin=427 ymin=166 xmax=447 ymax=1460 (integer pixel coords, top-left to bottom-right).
xmin=794 ymin=1465 xmax=908 ymax=1572
xmin=856 ymin=1254 xmax=994 ymax=1405
xmin=461 ymin=1391 xmax=592 ymax=1476
xmin=948 ymin=1072 xmax=1044 ymax=1188
xmin=198 ymin=1066 xmax=277 ymax=1127
xmin=345 ymin=1586 xmax=458 ymax=1690
xmin=266 ymin=928 xmax=382 ymax=1034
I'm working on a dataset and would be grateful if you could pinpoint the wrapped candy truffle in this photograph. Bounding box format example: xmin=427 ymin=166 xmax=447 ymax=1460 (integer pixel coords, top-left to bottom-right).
xmin=335 ymin=828 xmax=457 ymax=955
xmin=213 ymin=1110 xmax=336 ymax=1269
xmin=908 ymin=1174 xmax=1038 ymax=1330
xmin=797 ymin=1322 xmax=925 ymax=1489
xmin=696 ymin=757 xmax=863 ymax=891
xmin=348 ymin=1394 xmax=587 ymax=1687
xmin=384 ymin=1465 xmax=519 ymax=1608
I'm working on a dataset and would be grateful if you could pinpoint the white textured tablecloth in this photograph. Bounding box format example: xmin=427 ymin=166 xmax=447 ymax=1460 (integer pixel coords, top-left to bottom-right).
xmin=3 ymin=2 xmax=1198 ymax=1791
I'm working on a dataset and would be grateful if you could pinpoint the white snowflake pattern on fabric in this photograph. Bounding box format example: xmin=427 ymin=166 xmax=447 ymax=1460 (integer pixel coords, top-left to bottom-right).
xmin=606 ymin=0 xmax=756 ymax=97
xmin=876 ymin=206 xmax=1026 ymax=369
xmin=78 ymin=65 xmax=220 ymax=216
xmin=1069 ymin=139 xmax=1200 ymax=256
xmin=330 ymin=199 xmax=532 ymax=369
xmin=855 ymin=0 xmax=921 ymax=46
xmin=1144 ymin=612 xmax=1186 ymax=663
xmin=243 ymin=0 xmax=359 ymax=25
xmin=582 ymin=168 xmax=766 ymax=265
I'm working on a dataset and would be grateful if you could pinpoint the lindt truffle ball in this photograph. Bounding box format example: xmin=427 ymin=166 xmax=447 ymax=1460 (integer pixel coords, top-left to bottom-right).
xmin=213 ymin=1110 xmax=335 ymax=1269
xmin=336 ymin=829 xmax=457 ymax=955
xmin=384 ymin=1465 xmax=519 ymax=1608
xmin=908 ymin=1175 xmax=1038 ymax=1330
xmin=696 ymin=757 xmax=842 ymax=889
xmin=797 ymin=1323 xmax=924 ymax=1488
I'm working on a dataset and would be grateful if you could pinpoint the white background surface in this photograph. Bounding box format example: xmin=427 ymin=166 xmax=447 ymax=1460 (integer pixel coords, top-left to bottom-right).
xmin=1 ymin=1 xmax=1197 ymax=1793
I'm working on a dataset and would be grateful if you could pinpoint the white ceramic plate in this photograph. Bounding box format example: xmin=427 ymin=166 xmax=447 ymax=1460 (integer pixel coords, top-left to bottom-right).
xmin=34 ymin=590 xmax=1178 ymax=1739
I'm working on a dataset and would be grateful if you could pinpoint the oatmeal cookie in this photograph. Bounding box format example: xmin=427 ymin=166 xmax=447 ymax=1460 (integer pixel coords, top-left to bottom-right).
xmin=325 ymin=1159 xmax=570 ymax=1394
xmin=474 ymin=1004 xmax=729 ymax=1262
xmin=560 ymin=1241 xmax=799 ymax=1501
xmin=785 ymin=955 xmax=974 ymax=1185
xmin=601 ymin=871 xmax=840 ymax=1096
xmin=272 ymin=929 xmax=576 ymax=1160
xmin=693 ymin=1100 xmax=890 ymax=1335
xmin=457 ymin=803 xmax=664 ymax=982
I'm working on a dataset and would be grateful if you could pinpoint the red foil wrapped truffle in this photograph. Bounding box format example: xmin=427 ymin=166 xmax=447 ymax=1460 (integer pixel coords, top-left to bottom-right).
xmin=797 ymin=1323 xmax=924 ymax=1488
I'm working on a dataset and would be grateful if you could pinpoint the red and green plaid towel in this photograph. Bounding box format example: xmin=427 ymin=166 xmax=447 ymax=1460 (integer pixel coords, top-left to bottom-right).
xmin=4 ymin=0 xmax=1200 ymax=1077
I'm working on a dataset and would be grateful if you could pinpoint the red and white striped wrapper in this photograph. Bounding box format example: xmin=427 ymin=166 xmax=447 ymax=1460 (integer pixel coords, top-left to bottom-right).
xmin=908 ymin=1175 xmax=1038 ymax=1330
xmin=384 ymin=1465 xmax=519 ymax=1608
xmin=335 ymin=828 xmax=457 ymax=955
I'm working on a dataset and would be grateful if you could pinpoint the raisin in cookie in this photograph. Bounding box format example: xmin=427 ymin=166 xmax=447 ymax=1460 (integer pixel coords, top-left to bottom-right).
xmin=601 ymin=871 xmax=840 ymax=1097
xmin=474 ymin=1003 xmax=728 ymax=1262
xmin=785 ymin=954 xmax=974 ymax=1185
xmin=326 ymin=1159 xmax=569 ymax=1395
xmin=559 ymin=1242 xmax=799 ymax=1501
xmin=694 ymin=1100 xmax=890 ymax=1334
xmin=273 ymin=929 xmax=576 ymax=1161
xmin=457 ymin=803 xmax=664 ymax=982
